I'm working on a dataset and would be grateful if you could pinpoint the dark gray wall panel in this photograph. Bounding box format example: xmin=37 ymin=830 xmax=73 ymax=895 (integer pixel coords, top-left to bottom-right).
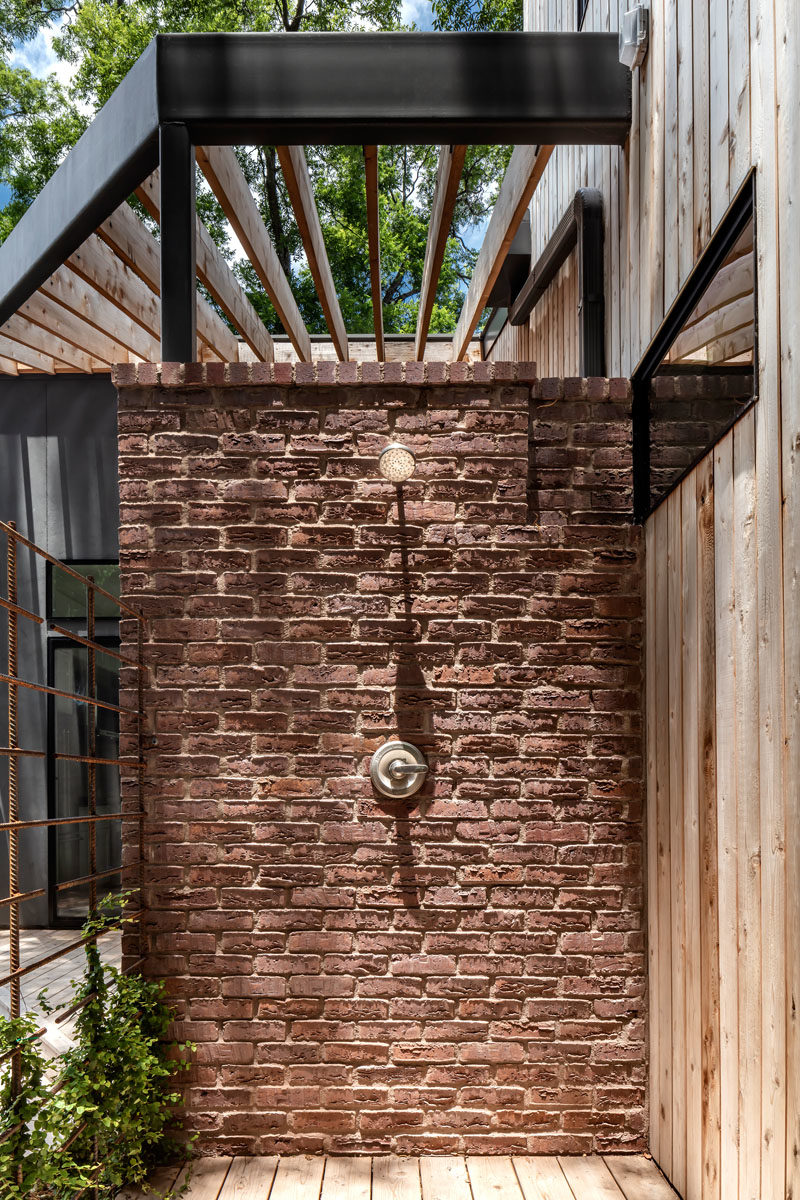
xmin=0 ymin=374 xmax=119 ymax=926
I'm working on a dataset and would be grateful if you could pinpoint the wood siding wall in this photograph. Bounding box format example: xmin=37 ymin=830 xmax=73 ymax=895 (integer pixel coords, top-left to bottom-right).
xmin=644 ymin=413 xmax=796 ymax=1200
xmin=521 ymin=3 xmax=798 ymax=1198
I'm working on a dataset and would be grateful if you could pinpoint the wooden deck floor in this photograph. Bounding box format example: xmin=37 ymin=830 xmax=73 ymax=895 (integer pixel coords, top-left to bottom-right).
xmin=0 ymin=928 xmax=121 ymax=1055
xmin=123 ymin=1155 xmax=678 ymax=1200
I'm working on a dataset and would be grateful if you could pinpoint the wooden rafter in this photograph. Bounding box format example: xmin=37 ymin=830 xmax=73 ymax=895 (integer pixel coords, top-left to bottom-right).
xmin=20 ymin=291 xmax=119 ymax=365
xmin=683 ymin=256 xmax=754 ymax=330
xmin=42 ymin=265 xmax=159 ymax=361
xmin=0 ymin=355 xmax=20 ymax=375
xmin=1 ymin=314 xmax=100 ymax=372
xmin=452 ymin=143 xmax=554 ymax=360
xmin=415 ymin=144 xmax=466 ymax=361
xmin=196 ymin=145 xmax=312 ymax=362
xmin=363 ymin=146 xmax=384 ymax=361
xmin=136 ymin=171 xmax=274 ymax=363
xmin=705 ymin=324 xmax=755 ymax=364
xmin=97 ymin=202 xmax=240 ymax=362
xmin=671 ymin=294 xmax=754 ymax=362
xmin=277 ymin=146 xmax=349 ymax=361
xmin=68 ymin=234 xmax=161 ymax=340
xmin=0 ymin=332 xmax=55 ymax=374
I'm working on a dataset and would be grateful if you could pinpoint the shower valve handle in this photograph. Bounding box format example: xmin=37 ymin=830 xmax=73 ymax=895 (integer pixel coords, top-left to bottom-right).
xmin=388 ymin=760 xmax=428 ymax=780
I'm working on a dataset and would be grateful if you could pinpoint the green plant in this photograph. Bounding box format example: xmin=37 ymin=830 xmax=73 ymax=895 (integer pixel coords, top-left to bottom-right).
xmin=0 ymin=894 xmax=194 ymax=1198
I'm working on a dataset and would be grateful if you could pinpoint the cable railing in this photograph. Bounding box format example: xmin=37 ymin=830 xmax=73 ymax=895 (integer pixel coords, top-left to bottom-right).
xmin=0 ymin=517 xmax=148 ymax=1129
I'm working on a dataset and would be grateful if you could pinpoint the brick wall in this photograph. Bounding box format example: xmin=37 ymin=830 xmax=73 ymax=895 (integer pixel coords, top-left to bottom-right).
xmin=116 ymin=363 xmax=646 ymax=1157
xmin=649 ymin=367 xmax=754 ymax=507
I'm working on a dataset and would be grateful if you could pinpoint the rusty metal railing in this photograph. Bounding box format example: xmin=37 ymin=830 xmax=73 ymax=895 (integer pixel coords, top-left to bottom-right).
xmin=0 ymin=518 xmax=148 ymax=1156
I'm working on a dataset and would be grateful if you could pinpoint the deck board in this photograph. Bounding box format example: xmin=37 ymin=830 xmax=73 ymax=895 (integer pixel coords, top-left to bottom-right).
xmin=372 ymin=1158 xmax=421 ymax=1200
xmin=419 ymin=1156 xmax=472 ymax=1200
xmin=321 ymin=1157 xmax=372 ymax=1200
xmin=218 ymin=1156 xmax=279 ymax=1200
xmin=126 ymin=1155 xmax=676 ymax=1200
xmin=513 ymin=1157 xmax=576 ymax=1200
xmin=467 ymin=1156 xmax=525 ymax=1199
xmin=558 ymin=1157 xmax=626 ymax=1200
xmin=271 ymin=1157 xmax=326 ymax=1200
xmin=603 ymin=1156 xmax=679 ymax=1199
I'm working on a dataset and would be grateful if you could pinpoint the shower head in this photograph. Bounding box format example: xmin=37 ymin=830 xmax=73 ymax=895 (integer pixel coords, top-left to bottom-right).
xmin=378 ymin=442 xmax=416 ymax=483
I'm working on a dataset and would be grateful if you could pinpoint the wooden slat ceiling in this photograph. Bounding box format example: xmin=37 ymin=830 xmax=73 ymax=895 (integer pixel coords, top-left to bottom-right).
xmin=0 ymin=142 xmax=544 ymax=375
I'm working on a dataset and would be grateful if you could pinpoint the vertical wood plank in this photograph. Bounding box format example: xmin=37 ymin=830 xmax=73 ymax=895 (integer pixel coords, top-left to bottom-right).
xmin=649 ymin=0 xmax=666 ymax=334
xmin=692 ymin=0 xmax=711 ymax=257
xmin=618 ymin=118 xmax=630 ymax=375
xmin=713 ymin=431 xmax=739 ymax=1200
xmin=646 ymin=515 xmax=660 ymax=1162
xmin=638 ymin=0 xmax=654 ymax=351
xmin=727 ymin=0 xmax=751 ymax=194
xmin=654 ymin=501 xmax=673 ymax=1175
xmin=776 ymin=0 xmax=800 ymax=1192
xmin=697 ymin=453 xmax=721 ymax=1200
xmin=663 ymin=0 xmax=680 ymax=309
xmin=682 ymin=474 xmax=702 ymax=1200
xmin=750 ymin=1 xmax=787 ymax=1195
xmin=627 ymin=44 xmax=641 ymax=372
xmin=668 ymin=486 xmax=687 ymax=1196
xmin=732 ymin=409 xmax=761 ymax=1200
xmin=709 ymin=0 xmax=730 ymax=227
xmin=677 ymin=0 xmax=695 ymax=286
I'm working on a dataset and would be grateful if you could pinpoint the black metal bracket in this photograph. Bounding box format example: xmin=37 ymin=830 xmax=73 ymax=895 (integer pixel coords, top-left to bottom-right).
xmin=509 ymin=187 xmax=605 ymax=376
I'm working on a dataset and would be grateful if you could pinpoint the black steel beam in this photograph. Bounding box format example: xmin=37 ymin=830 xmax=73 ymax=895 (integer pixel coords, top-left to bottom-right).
xmin=0 ymin=42 xmax=159 ymax=328
xmin=159 ymin=124 xmax=197 ymax=361
xmin=509 ymin=187 xmax=605 ymax=376
xmin=577 ymin=189 xmax=605 ymax=376
xmin=156 ymin=32 xmax=632 ymax=146
xmin=0 ymin=31 xmax=631 ymax=338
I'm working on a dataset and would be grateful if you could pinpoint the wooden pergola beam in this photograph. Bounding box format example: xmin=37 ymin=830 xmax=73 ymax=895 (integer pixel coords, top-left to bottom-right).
xmin=97 ymin=202 xmax=240 ymax=362
xmin=705 ymin=323 xmax=755 ymax=364
xmin=196 ymin=145 xmax=312 ymax=362
xmin=277 ymin=146 xmax=348 ymax=361
xmin=415 ymin=144 xmax=466 ymax=361
xmin=681 ymin=256 xmax=754 ymax=330
xmin=68 ymin=233 xmax=161 ymax=339
xmin=671 ymin=293 xmax=754 ymax=362
xmin=137 ymin=171 xmax=274 ymax=363
xmin=452 ymin=143 xmax=554 ymax=360
xmin=1 ymin=314 xmax=100 ymax=372
xmin=42 ymin=264 xmax=159 ymax=361
xmin=363 ymin=146 xmax=384 ymax=361
xmin=0 ymin=332 xmax=55 ymax=374
xmin=21 ymin=290 xmax=120 ymax=365
xmin=0 ymin=355 xmax=20 ymax=375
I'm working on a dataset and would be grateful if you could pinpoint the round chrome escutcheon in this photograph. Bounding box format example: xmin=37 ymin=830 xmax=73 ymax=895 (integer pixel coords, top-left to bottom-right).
xmin=369 ymin=740 xmax=428 ymax=799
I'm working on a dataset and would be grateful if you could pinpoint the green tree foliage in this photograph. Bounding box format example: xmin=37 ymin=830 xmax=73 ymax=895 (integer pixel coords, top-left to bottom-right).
xmin=1 ymin=0 xmax=513 ymax=335
xmin=0 ymin=895 xmax=193 ymax=1197
xmin=431 ymin=0 xmax=521 ymax=32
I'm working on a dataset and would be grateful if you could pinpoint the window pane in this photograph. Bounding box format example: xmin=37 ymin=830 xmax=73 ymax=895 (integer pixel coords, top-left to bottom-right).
xmin=51 ymin=642 xmax=121 ymax=923
xmin=50 ymin=563 xmax=120 ymax=620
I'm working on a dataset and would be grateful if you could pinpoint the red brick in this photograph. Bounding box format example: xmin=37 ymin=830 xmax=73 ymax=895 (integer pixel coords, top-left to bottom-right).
xmin=116 ymin=374 xmax=644 ymax=1157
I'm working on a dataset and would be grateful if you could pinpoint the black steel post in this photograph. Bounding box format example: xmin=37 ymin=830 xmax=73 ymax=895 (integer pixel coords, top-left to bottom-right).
xmin=576 ymin=189 xmax=605 ymax=377
xmin=159 ymin=122 xmax=196 ymax=362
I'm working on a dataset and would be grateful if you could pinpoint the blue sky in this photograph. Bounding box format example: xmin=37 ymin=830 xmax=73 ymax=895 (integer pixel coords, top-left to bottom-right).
xmin=402 ymin=0 xmax=437 ymax=29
